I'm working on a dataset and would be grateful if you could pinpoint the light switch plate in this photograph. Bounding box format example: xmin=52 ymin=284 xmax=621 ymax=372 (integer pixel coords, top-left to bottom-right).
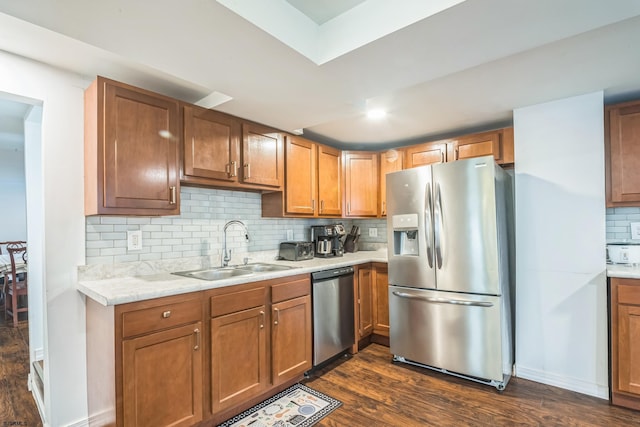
xmin=286 ymin=229 xmax=294 ymax=240
xmin=631 ymin=222 xmax=640 ymax=240
xmin=369 ymin=228 xmax=378 ymax=237
xmin=127 ymin=230 xmax=142 ymax=251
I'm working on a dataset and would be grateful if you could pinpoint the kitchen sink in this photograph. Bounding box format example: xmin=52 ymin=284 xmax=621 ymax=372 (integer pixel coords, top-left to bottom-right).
xmin=173 ymin=267 xmax=254 ymax=281
xmin=236 ymin=263 xmax=295 ymax=272
xmin=172 ymin=263 xmax=295 ymax=281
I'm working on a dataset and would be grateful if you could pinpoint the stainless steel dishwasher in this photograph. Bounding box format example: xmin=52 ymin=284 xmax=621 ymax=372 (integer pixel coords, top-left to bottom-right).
xmin=311 ymin=266 xmax=355 ymax=366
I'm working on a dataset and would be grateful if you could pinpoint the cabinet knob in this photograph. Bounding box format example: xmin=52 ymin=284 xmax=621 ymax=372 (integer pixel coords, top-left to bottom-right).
xmin=162 ymin=310 xmax=171 ymax=318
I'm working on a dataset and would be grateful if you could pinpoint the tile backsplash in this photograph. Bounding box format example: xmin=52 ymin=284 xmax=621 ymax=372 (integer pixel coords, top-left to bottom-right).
xmin=85 ymin=186 xmax=388 ymax=265
xmin=606 ymin=207 xmax=640 ymax=241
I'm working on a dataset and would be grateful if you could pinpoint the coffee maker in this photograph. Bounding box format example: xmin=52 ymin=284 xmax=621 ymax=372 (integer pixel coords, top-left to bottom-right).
xmin=310 ymin=224 xmax=346 ymax=258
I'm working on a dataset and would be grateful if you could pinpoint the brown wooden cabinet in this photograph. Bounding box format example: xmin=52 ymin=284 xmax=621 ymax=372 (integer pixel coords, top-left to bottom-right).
xmin=86 ymin=292 xmax=203 ymax=427
xmin=241 ymin=122 xmax=284 ymax=189
xmin=379 ymin=149 xmax=403 ymax=216
xmin=344 ymin=151 xmax=379 ymax=217
xmin=372 ymin=263 xmax=389 ymax=337
xmin=84 ymin=76 xmax=180 ymax=215
xmin=610 ymin=277 xmax=640 ymax=411
xmin=606 ymin=100 xmax=640 ymax=206
xmin=262 ymin=136 xmax=342 ymax=218
xmin=209 ymin=283 xmax=269 ymax=414
xmin=181 ymin=104 xmax=241 ymax=186
xmin=271 ymin=277 xmax=312 ymax=385
xmin=356 ymin=265 xmax=373 ymax=339
xmin=405 ymin=140 xmax=447 ymax=168
xmin=447 ymin=128 xmax=514 ymax=165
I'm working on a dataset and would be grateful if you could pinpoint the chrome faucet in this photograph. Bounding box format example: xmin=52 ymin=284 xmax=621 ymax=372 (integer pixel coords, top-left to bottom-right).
xmin=222 ymin=220 xmax=250 ymax=267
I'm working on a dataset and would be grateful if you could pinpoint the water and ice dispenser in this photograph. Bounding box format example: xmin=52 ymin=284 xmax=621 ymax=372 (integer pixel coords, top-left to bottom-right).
xmin=392 ymin=213 xmax=420 ymax=256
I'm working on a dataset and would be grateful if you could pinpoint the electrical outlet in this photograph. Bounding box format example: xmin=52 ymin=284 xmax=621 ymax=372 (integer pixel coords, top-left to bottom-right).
xmin=286 ymin=229 xmax=294 ymax=240
xmin=631 ymin=222 xmax=640 ymax=240
xmin=368 ymin=228 xmax=378 ymax=237
xmin=127 ymin=230 xmax=142 ymax=251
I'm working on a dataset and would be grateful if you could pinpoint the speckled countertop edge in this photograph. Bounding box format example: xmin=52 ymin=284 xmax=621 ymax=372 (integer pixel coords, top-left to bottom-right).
xmin=606 ymin=263 xmax=640 ymax=279
xmin=78 ymin=250 xmax=388 ymax=306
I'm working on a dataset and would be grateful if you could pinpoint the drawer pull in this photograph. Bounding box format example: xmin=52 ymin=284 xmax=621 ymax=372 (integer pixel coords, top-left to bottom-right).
xmin=273 ymin=308 xmax=280 ymax=325
xmin=194 ymin=328 xmax=200 ymax=350
xmin=259 ymin=311 xmax=265 ymax=329
xmin=162 ymin=310 xmax=171 ymax=318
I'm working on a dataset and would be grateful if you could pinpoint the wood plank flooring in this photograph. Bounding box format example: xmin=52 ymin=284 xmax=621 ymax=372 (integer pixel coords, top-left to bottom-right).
xmin=304 ymin=344 xmax=640 ymax=426
xmin=0 ymin=306 xmax=42 ymax=426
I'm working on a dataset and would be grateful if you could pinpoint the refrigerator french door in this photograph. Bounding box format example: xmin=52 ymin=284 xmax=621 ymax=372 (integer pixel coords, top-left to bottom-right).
xmin=386 ymin=155 xmax=514 ymax=390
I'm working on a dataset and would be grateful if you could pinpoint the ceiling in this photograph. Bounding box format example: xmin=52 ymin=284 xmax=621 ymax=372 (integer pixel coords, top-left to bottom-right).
xmin=0 ymin=0 xmax=639 ymax=149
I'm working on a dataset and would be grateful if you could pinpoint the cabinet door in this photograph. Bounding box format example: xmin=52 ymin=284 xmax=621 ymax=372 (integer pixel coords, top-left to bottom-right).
xmin=357 ymin=266 xmax=373 ymax=338
xmin=372 ymin=263 xmax=389 ymax=337
xmin=608 ymin=101 xmax=640 ymax=206
xmin=449 ymin=131 xmax=500 ymax=162
xmin=122 ymin=322 xmax=202 ymax=427
xmin=317 ymin=145 xmax=342 ymax=216
xmin=405 ymin=141 xmax=447 ymax=168
xmin=242 ymin=122 xmax=284 ymax=189
xmin=183 ymin=105 xmax=240 ymax=184
xmin=101 ymin=79 xmax=180 ymax=214
xmin=344 ymin=151 xmax=379 ymax=217
xmin=617 ymin=304 xmax=640 ymax=395
xmin=272 ymin=295 xmax=312 ymax=385
xmin=379 ymin=150 xmax=403 ymax=216
xmin=285 ymin=136 xmax=316 ymax=215
xmin=211 ymin=306 xmax=268 ymax=413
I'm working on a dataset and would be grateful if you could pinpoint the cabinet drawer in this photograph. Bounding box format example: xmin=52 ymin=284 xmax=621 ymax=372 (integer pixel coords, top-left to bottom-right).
xmin=272 ymin=277 xmax=311 ymax=303
xmin=618 ymin=282 xmax=640 ymax=305
xmin=122 ymin=298 xmax=202 ymax=338
xmin=210 ymin=286 xmax=267 ymax=317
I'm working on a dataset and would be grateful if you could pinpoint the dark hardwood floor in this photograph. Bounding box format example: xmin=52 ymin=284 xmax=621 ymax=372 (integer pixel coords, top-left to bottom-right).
xmin=304 ymin=344 xmax=640 ymax=427
xmin=0 ymin=303 xmax=42 ymax=426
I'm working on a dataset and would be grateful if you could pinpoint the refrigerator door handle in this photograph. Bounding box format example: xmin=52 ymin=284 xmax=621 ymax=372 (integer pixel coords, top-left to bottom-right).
xmin=425 ymin=184 xmax=434 ymax=269
xmin=434 ymin=183 xmax=444 ymax=269
xmin=392 ymin=291 xmax=494 ymax=307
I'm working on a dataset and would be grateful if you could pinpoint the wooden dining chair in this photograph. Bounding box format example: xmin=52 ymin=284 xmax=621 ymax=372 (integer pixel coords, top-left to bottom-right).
xmin=5 ymin=244 xmax=27 ymax=327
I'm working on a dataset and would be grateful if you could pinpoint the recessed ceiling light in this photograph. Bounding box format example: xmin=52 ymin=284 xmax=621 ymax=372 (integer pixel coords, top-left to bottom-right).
xmin=367 ymin=109 xmax=387 ymax=120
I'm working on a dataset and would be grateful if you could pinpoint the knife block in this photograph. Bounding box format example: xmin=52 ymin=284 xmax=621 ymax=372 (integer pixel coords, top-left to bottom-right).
xmin=344 ymin=234 xmax=359 ymax=253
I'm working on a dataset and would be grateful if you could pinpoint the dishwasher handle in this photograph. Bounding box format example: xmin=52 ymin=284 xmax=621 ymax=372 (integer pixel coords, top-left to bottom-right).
xmin=312 ymin=266 xmax=354 ymax=281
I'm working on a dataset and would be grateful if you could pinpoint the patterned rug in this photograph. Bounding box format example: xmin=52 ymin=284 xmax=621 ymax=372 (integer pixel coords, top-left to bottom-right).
xmin=218 ymin=383 xmax=342 ymax=427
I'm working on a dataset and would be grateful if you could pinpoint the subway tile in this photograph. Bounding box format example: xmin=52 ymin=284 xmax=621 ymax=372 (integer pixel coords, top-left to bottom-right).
xmin=100 ymin=217 xmax=127 ymax=225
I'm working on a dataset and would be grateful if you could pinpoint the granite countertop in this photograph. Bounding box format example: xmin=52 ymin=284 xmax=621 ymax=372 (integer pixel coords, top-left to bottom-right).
xmin=78 ymin=250 xmax=388 ymax=306
xmin=606 ymin=263 xmax=640 ymax=279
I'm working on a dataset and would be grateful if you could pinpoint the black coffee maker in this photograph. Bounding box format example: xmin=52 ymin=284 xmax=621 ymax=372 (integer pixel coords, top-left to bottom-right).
xmin=310 ymin=224 xmax=345 ymax=257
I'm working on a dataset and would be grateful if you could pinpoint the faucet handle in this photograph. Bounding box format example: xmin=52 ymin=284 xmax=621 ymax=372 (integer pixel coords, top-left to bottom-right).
xmin=243 ymin=257 xmax=251 ymax=265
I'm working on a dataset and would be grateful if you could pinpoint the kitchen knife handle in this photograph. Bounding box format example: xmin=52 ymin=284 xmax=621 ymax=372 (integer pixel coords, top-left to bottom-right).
xmin=425 ymin=185 xmax=434 ymax=269
xmin=392 ymin=291 xmax=493 ymax=307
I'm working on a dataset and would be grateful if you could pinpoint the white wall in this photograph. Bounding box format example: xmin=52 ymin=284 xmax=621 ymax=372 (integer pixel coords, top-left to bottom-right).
xmin=0 ymin=51 xmax=87 ymax=426
xmin=0 ymin=146 xmax=27 ymax=241
xmin=514 ymin=92 xmax=608 ymax=398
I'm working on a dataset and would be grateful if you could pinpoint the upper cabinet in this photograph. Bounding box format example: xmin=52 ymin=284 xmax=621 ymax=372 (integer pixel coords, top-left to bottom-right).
xmin=606 ymin=100 xmax=640 ymax=207
xmin=84 ymin=77 xmax=181 ymax=216
xmin=182 ymin=105 xmax=241 ymax=186
xmin=262 ymin=136 xmax=341 ymax=217
xmin=447 ymin=128 xmax=514 ymax=165
xmin=405 ymin=140 xmax=447 ymax=168
xmin=344 ymin=151 xmax=379 ymax=217
xmin=241 ymin=122 xmax=284 ymax=189
xmin=379 ymin=149 xmax=403 ymax=216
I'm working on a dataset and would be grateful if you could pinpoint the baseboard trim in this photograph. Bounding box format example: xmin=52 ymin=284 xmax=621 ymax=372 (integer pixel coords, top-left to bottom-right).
xmin=515 ymin=365 xmax=609 ymax=399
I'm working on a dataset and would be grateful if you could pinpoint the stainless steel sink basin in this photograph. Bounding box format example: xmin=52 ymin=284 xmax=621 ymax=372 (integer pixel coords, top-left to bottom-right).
xmin=173 ymin=267 xmax=254 ymax=281
xmin=236 ymin=263 xmax=295 ymax=272
xmin=172 ymin=263 xmax=295 ymax=281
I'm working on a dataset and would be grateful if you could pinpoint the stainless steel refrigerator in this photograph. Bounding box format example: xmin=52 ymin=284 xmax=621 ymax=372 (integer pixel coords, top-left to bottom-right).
xmin=386 ymin=155 xmax=514 ymax=390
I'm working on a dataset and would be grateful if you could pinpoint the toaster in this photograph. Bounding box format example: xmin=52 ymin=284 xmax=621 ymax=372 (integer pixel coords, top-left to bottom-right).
xmin=278 ymin=241 xmax=314 ymax=261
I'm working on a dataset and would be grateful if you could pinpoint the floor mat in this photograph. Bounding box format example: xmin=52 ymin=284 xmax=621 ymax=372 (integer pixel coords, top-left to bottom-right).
xmin=218 ymin=383 xmax=342 ymax=427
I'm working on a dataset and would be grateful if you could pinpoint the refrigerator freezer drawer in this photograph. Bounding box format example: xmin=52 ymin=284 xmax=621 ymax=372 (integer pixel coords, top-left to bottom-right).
xmin=389 ymin=286 xmax=510 ymax=382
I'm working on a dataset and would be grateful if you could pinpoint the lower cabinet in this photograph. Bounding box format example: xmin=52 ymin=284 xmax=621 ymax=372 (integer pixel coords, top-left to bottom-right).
xmin=356 ymin=262 xmax=389 ymax=345
xmin=86 ymin=274 xmax=311 ymax=426
xmin=610 ymin=277 xmax=640 ymax=411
